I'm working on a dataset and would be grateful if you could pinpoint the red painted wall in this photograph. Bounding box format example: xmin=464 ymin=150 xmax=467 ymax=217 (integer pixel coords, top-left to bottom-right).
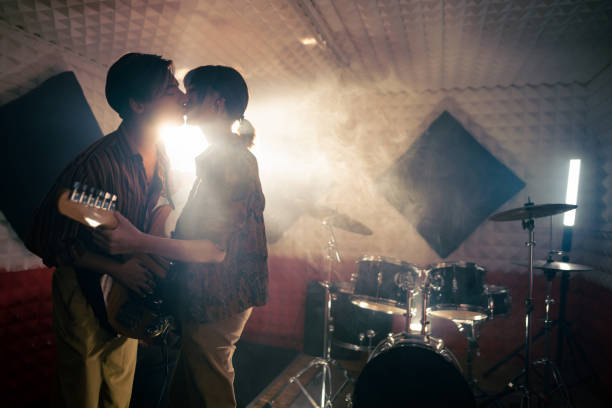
xmin=2 ymin=258 xmax=611 ymax=405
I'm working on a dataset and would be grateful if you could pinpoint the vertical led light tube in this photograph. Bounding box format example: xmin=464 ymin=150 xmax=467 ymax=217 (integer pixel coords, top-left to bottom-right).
xmin=563 ymin=159 xmax=581 ymax=227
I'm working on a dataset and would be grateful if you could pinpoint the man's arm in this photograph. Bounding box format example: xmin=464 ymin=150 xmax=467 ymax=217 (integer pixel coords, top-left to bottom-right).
xmin=72 ymin=250 xmax=156 ymax=297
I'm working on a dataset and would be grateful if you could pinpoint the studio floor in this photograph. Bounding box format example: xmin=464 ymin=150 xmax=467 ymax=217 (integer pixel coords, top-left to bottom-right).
xmin=246 ymin=349 xmax=610 ymax=408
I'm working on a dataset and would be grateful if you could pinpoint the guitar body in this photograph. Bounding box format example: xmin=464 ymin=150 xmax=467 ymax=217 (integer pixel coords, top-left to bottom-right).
xmin=106 ymin=205 xmax=174 ymax=340
xmin=58 ymin=187 xmax=175 ymax=339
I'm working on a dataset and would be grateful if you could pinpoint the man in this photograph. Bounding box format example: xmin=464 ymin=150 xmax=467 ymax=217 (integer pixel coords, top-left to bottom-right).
xmin=26 ymin=52 xmax=186 ymax=408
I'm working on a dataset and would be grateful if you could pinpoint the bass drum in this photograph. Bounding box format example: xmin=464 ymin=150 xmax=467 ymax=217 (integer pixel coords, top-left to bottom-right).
xmin=352 ymin=333 xmax=475 ymax=408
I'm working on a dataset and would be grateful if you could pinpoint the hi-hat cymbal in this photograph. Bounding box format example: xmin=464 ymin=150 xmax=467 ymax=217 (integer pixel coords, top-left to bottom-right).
xmin=513 ymin=260 xmax=592 ymax=272
xmin=490 ymin=204 xmax=577 ymax=222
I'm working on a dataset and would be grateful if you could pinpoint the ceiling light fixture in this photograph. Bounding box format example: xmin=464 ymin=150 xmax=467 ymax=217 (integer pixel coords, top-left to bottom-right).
xmin=301 ymin=37 xmax=317 ymax=46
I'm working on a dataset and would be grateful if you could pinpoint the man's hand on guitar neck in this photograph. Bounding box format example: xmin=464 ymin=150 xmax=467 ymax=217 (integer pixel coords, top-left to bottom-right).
xmin=73 ymin=250 xmax=155 ymax=297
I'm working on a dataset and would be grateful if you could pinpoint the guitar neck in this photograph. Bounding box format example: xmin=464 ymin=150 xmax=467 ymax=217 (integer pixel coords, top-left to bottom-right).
xmin=57 ymin=186 xmax=118 ymax=229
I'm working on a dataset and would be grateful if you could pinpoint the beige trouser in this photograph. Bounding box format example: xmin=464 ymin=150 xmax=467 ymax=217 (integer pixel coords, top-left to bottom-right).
xmin=169 ymin=308 xmax=253 ymax=408
xmin=52 ymin=267 xmax=138 ymax=408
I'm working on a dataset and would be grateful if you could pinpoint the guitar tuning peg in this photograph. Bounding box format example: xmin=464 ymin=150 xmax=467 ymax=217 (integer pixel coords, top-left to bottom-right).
xmin=102 ymin=192 xmax=111 ymax=210
xmin=94 ymin=190 xmax=105 ymax=208
xmin=70 ymin=181 xmax=81 ymax=202
xmin=79 ymin=184 xmax=89 ymax=203
xmin=86 ymin=186 xmax=96 ymax=206
xmin=109 ymin=194 xmax=118 ymax=211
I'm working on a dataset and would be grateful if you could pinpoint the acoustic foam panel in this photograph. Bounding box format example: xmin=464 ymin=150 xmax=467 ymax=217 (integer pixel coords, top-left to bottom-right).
xmin=0 ymin=71 xmax=103 ymax=241
xmin=376 ymin=111 xmax=525 ymax=258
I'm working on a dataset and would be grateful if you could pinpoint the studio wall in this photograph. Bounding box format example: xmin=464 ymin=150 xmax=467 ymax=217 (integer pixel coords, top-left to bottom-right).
xmin=1 ymin=15 xmax=611 ymax=351
xmin=268 ymin=81 xmax=599 ymax=282
xmin=0 ymin=22 xmax=118 ymax=271
xmin=585 ymin=63 xmax=612 ymax=287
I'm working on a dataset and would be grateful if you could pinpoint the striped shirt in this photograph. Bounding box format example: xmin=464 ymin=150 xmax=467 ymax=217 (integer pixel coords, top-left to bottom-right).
xmin=173 ymin=136 xmax=268 ymax=323
xmin=26 ymin=123 xmax=169 ymax=332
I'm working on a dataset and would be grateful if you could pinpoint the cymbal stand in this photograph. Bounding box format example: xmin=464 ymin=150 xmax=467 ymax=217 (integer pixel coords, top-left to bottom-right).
xmin=531 ymin=269 xmax=574 ymax=407
xmin=482 ymin=212 xmax=538 ymax=407
xmin=264 ymin=220 xmax=350 ymax=408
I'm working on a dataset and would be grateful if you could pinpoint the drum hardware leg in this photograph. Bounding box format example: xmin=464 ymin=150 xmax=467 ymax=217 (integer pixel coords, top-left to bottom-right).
xmin=420 ymin=290 xmax=429 ymax=335
xmin=455 ymin=321 xmax=489 ymax=399
xmin=366 ymin=329 xmax=376 ymax=351
xmin=265 ymin=221 xmax=352 ymax=408
xmin=481 ymin=214 xmax=540 ymax=407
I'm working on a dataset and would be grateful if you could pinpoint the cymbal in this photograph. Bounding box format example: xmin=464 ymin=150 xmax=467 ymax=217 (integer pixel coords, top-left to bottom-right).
xmin=513 ymin=260 xmax=592 ymax=272
xmin=323 ymin=213 xmax=373 ymax=235
xmin=303 ymin=202 xmax=373 ymax=235
xmin=490 ymin=204 xmax=577 ymax=222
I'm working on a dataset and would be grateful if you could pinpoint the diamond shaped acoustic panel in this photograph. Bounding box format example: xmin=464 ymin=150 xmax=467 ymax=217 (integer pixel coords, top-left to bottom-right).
xmin=377 ymin=111 xmax=525 ymax=258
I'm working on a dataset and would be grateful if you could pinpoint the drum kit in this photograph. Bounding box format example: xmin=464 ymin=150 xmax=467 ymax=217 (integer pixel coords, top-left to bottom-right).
xmin=265 ymin=201 xmax=592 ymax=408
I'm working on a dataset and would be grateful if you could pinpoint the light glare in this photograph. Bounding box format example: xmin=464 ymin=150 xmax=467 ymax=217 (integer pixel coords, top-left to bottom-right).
xmin=84 ymin=217 xmax=101 ymax=228
xmin=563 ymin=159 xmax=581 ymax=227
xmin=160 ymin=124 xmax=207 ymax=174
xmin=410 ymin=322 xmax=422 ymax=332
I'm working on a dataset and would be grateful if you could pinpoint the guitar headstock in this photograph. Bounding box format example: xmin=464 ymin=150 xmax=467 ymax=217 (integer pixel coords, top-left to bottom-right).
xmin=57 ymin=182 xmax=118 ymax=229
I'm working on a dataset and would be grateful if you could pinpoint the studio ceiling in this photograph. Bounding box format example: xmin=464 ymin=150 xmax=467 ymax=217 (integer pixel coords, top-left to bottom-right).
xmin=1 ymin=0 xmax=612 ymax=94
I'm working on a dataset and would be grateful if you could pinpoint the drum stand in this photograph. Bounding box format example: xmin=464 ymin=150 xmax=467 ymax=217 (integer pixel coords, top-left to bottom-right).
xmin=483 ymin=214 xmax=577 ymax=407
xmin=264 ymin=221 xmax=350 ymax=408
xmin=454 ymin=321 xmax=485 ymax=393
xmin=531 ymin=269 xmax=574 ymax=406
xmin=480 ymin=214 xmax=538 ymax=407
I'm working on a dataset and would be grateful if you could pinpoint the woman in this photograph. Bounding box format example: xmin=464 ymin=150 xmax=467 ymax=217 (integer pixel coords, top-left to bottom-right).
xmin=95 ymin=65 xmax=268 ymax=408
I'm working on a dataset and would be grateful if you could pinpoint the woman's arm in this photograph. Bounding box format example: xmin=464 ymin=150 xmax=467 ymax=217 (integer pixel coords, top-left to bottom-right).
xmin=135 ymin=234 xmax=225 ymax=263
xmin=93 ymin=212 xmax=225 ymax=263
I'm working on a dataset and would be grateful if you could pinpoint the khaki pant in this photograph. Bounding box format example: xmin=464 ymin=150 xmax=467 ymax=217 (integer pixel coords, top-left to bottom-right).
xmin=52 ymin=267 xmax=137 ymax=408
xmin=169 ymin=308 xmax=252 ymax=408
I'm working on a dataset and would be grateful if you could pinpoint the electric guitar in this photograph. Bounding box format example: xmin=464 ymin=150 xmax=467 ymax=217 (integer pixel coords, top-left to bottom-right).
xmin=57 ymin=182 xmax=174 ymax=340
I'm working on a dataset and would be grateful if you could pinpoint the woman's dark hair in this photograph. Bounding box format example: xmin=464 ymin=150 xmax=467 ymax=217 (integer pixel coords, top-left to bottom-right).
xmin=105 ymin=53 xmax=174 ymax=119
xmin=184 ymin=65 xmax=255 ymax=148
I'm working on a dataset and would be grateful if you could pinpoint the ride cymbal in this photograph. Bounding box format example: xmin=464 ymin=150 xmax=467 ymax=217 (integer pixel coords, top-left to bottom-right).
xmin=490 ymin=204 xmax=577 ymax=222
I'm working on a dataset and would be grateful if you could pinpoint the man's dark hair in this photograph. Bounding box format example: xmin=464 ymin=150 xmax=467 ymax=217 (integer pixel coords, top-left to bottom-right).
xmin=105 ymin=53 xmax=174 ymax=119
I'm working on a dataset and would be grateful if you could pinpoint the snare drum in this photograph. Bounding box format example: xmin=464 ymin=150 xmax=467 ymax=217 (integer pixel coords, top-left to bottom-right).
xmin=352 ymin=255 xmax=421 ymax=315
xmin=483 ymin=284 xmax=512 ymax=319
xmin=426 ymin=261 xmax=487 ymax=322
xmin=352 ymin=333 xmax=476 ymax=407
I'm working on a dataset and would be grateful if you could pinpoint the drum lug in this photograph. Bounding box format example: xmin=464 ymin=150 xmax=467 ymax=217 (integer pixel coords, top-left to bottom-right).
xmin=345 ymin=392 xmax=353 ymax=407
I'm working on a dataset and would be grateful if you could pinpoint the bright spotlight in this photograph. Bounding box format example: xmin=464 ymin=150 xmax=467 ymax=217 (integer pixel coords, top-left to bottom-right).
xmin=159 ymin=124 xmax=207 ymax=174
xmin=563 ymin=159 xmax=581 ymax=227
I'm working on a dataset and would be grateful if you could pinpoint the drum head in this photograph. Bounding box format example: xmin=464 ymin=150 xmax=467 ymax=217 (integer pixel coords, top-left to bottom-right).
xmin=353 ymin=343 xmax=475 ymax=407
xmin=351 ymin=294 xmax=409 ymax=315
xmin=427 ymin=304 xmax=488 ymax=322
